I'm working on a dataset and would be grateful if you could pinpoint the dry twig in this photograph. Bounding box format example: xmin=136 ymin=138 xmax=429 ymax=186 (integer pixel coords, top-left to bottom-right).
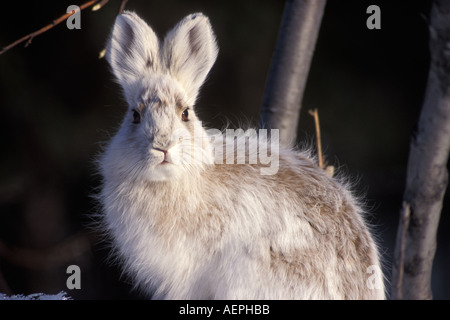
xmin=308 ymin=109 xmax=323 ymax=168
xmin=308 ymin=108 xmax=334 ymax=177
xmin=118 ymin=0 xmax=129 ymax=14
xmin=0 ymin=0 xmax=110 ymax=55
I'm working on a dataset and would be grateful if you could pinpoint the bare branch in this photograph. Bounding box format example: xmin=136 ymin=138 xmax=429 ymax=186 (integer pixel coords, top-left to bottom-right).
xmin=308 ymin=109 xmax=324 ymax=168
xmin=259 ymin=0 xmax=327 ymax=147
xmin=391 ymin=0 xmax=450 ymax=300
xmin=118 ymin=0 xmax=129 ymax=14
xmin=308 ymin=108 xmax=334 ymax=177
xmin=0 ymin=0 xmax=106 ymax=56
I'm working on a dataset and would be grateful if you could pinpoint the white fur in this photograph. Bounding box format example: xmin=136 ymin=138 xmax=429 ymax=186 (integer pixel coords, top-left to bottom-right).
xmin=99 ymin=11 xmax=385 ymax=299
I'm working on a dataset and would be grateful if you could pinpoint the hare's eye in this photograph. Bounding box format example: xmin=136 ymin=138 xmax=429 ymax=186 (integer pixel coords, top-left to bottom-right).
xmin=181 ymin=108 xmax=189 ymax=122
xmin=132 ymin=110 xmax=141 ymax=124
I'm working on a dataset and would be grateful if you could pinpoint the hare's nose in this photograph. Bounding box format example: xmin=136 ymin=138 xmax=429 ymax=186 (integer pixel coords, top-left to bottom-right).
xmin=152 ymin=147 xmax=169 ymax=164
xmin=153 ymin=147 xmax=168 ymax=155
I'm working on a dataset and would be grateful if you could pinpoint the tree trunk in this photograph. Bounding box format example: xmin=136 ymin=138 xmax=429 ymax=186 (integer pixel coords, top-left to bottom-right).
xmin=259 ymin=0 xmax=327 ymax=147
xmin=391 ymin=0 xmax=450 ymax=300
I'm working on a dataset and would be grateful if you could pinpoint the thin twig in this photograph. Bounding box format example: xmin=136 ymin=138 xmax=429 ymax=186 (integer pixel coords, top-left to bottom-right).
xmin=0 ymin=0 xmax=105 ymax=55
xmin=308 ymin=108 xmax=334 ymax=177
xmin=118 ymin=0 xmax=129 ymax=14
xmin=308 ymin=108 xmax=323 ymax=169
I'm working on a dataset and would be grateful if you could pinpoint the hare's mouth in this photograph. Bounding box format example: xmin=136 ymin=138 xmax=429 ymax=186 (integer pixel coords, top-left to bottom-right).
xmin=152 ymin=147 xmax=171 ymax=165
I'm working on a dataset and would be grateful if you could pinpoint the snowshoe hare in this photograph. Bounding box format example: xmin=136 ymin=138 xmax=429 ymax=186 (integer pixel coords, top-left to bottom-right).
xmin=98 ymin=11 xmax=385 ymax=299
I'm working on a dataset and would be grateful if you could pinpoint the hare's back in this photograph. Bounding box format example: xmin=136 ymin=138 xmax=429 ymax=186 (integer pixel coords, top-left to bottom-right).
xmin=208 ymin=151 xmax=383 ymax=299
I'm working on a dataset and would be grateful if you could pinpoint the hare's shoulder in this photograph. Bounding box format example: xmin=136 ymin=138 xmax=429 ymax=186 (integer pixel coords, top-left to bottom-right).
xmin=209 ymin=146 xmax=333 ymax=190
xmin=207 ymin=147 xmax=356 ymax=218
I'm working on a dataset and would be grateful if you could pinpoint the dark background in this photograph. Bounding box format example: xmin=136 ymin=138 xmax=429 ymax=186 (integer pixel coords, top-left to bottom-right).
xmin=0 ymin=0 xmax=448 ymax=299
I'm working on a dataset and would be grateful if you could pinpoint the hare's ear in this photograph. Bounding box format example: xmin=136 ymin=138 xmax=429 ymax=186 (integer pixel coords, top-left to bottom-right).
xmin=163 ymin=13 xmax=218 ymax=104
xmin=106 ymin=11 xmax=159 ymax=103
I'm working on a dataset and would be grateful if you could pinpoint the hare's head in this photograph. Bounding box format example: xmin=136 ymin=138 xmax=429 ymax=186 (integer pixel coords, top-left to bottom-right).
xmin=105 ymin=12 xmax=218 ymax=181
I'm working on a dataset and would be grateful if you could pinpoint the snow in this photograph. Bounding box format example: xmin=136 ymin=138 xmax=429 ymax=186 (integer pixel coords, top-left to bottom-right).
xmin=0 ymin=291 xmax=71 ymax=300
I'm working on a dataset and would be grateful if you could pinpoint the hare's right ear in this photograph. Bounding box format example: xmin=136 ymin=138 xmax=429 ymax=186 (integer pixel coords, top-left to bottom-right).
xmin=162 ymin=13 xmax=218 ymax=105
xmin=106 ymin=11 xmax=159 ymax=104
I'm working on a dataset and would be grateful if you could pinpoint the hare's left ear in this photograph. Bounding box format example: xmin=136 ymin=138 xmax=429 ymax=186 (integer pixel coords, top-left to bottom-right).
xmin=163 ymin=13 xmax=218 ymax=104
